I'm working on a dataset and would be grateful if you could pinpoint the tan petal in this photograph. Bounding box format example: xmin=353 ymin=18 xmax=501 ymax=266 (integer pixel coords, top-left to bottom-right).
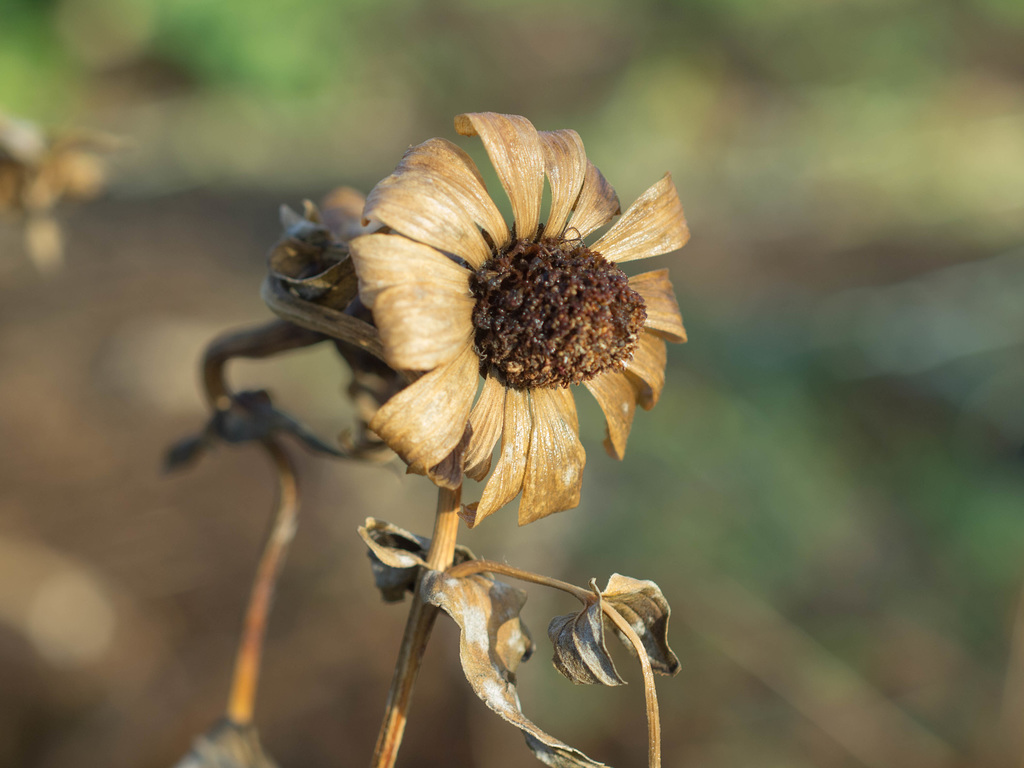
xmin=467 ymin=387 xmax=532 ymax=527
xmin=369 ymin=342 xmax=478 ymax=477
xmin=566 ymin=162 xmax=620 ymax=238
xmin=584 ymin=370 xmax=637 ymax=460
xmin=518 ymin=387 xmax=585 ymax=525
xmin=464 ymin=375 xmax=506 ymax=481
xmin=629 ymin=269 xmax=687 ymax=343
xmin=373 ymin=283 xmax=475 ymax=371
xmin=363 ymin=139 xmax=498 ymax=267
xmin=455 ymin=113 xmax=544 ymax=240
xmin=624 ymin=331 xmax=667 ymax=411
xmin=393 ymin=138 xmax=510 ymax=250
xmin=538 ymin=129 xmax=586 ymax=238
xmin=350 ymin=233 xmax=471 ymax=308
xmin=320 ymin=186 xmax=372 ymax=242
xmin=591 ymin=173 xmax=689 ymax=263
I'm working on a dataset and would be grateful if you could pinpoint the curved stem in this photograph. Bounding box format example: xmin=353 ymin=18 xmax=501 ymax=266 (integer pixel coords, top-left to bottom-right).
xmin=601 ymin=602 xmax=662 ymax=768
xmin=445 ymin=559 xmax=592 ymax=602
xmin=226 ymin=438 xmax=300 ymax=726
xmin=202 ymin=319 xmax=325 ymax=410
xmin=372 ymin=485 xmax=462 ymax=768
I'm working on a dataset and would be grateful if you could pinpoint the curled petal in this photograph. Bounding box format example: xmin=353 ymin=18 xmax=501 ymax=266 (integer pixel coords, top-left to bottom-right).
xmin=629 ymin=269 xmax=687 ymax=343
xmin=392 ymin=138 xmax=510 ymax=250
xmin=624 ymin=332 xmax=667 ymax=411
xmin=592 ymin=173 xmax=689 ymax=264
xmin=518 ymin=387 xmax=585 ymax=525
xmin=455 ymin=112 xmax=545 ymax=240
xmin=364 ymin=140 xmax=497 ymax=267
xmin=539 ymin=129 xmax=587 ymax=238
xmin=371 ymin=283 xmax=474 ymax=371
xmin=350 ymin=233 xmax=470 ymax=308
xmin=584 ymin=370 xmax=637 ymax=460
xmin=465 ymin=375 xmax=506 ymax=481
xmin=467 ymin=387 xmax=532 ymax=527
xmin=369 ymin=343 xmax=478 ymax=484
xmin=567 ymin=162 xmax=620 ymax=238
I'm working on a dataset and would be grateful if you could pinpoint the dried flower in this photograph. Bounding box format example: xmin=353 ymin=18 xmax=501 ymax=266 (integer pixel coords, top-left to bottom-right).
xmin=350 ymin=112 xmax=689 ymax=526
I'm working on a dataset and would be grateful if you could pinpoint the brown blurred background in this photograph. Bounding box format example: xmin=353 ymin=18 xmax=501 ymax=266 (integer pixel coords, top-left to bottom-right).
xmin=2 ymin=0 xmax=1024 ymax=766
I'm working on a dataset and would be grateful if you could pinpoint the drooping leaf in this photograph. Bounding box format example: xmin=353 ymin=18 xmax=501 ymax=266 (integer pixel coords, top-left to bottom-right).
xmin=601 ymin=574 xmax=680 ymax=677
xmin=164 ymin=389 xmax=343 ymax=472
xmin=268 ymin=202 xmax=358 ymax=310
xmin=548 ymin=591 xmax=625 ymax=686
xmin=171 ymin=719 xmax=278 ymax=768
xmin=422 ymin=570 xmax=609 ymax=768
xmin=358 ymin=518 xmax=474 ymax=602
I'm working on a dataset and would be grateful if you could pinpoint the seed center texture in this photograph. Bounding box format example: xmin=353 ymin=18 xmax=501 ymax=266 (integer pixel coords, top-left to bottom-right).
xmin=469 ymin=236 xmax=646 ymax=389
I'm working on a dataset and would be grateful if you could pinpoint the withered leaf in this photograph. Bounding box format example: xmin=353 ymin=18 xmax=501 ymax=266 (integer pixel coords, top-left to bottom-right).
xmin=548 ymin=591 xmax=625 ymax=686
xmin=358 ymin=518 xmax=473 ymax=602
xmin=171 ymin=719 xmax=278 ymax=768
xmin=165 ymin=389 xmax=343 ymax=471
xmin=422 ymin=570 xmax=609 ymax=768
xmin=268 ymin=203 xmax=358 ymax=310
xmin=601 ymin=574 xmax=680 ymax=677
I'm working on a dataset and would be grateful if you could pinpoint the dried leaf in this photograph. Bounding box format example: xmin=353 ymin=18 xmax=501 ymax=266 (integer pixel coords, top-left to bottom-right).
xmin=164 ymin=390 xmax=343 ymax=471
xmin=171 ymin=720 xmax=278 ymax=768
xmin=358 ymin=518 xmax=473 ymax=602
xmin=548 ymin=592 xmax=625 ymax=686
xmin=601 ymin=574 xmax=680 ymax=677
xmin=422 ymin=570 xmax=609 ymax=767
xmin=268 ymin=203 xmax=358 ymax=310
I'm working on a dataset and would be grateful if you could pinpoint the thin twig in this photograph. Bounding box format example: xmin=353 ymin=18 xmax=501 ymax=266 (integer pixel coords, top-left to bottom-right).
xmin=226 ymin=437 xmax=300 ymax=725
xmin=372 ymin=485 xmax=462 ymax=768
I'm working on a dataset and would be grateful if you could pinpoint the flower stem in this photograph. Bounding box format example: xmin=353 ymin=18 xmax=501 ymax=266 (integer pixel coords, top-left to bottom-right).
xmin=372 ymin=485 xmax=462 ymax=768
xmin=445 ymin=559 xmax=592 ymax=602
xmin=601 ymin=602 xmax=662 ymax=768
xmin=226 ymin=438 xmax=300 ymax=726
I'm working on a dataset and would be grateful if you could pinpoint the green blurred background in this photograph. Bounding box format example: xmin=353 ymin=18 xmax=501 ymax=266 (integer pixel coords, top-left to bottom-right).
xmin=2 ymin=0 xmax=1024 ymax=766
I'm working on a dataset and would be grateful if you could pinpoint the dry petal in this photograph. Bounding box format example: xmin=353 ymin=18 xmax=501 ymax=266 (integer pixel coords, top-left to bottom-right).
xmin=591 ymin=173 xmax=689 ymax=264
xmin=629 ymin=269 xmax=687 ymax=343
xmin=567 ymin=162 xmax=620 ymax=238
xmin=519 ymin=387 xmax=586 ymax=525
xmin=422 ymin=570 xmax=608 ymax=768
xmin=539 ymin=129 xmax=587 ymax=238
xmin=455 ymin=112 xmax=545 ymax=240
xmin=584 ymin=370 xmax=637 ymax=460
xmin=393 ymin=137 xmax=510 ymax=250
xmin=363 ymin=149 xmax=494 ymax=268
xmin=320 ymin=186 xmax=373 ymax=242
xmin=548 ymin=594 xmax=625 ymax=686
xmin=464 ymin=374 xmax=506 ymax=481
xmin=601 ymin=574 xmax=680 ymax=676
xmin=372 ymin=283 xmax=475 ymax=371
xmin=467 ymin=388 xmax=532 ymax=527
xmin=624 ymin=331 xmax=667 ymax=411
xmin=350 ymin=233 xmax=471 ymax=308
xmin=369 ymin=343 xmax=478 ymax=485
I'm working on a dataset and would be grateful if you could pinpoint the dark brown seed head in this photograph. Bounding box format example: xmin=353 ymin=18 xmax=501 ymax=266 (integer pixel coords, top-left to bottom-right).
xmin=469 ymin=236 xmax=646 ymax=389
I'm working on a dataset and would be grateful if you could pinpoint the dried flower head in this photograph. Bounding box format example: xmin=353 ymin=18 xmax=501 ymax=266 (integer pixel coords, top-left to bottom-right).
xmin=350 ymin=112 xmax=689 ymax=526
